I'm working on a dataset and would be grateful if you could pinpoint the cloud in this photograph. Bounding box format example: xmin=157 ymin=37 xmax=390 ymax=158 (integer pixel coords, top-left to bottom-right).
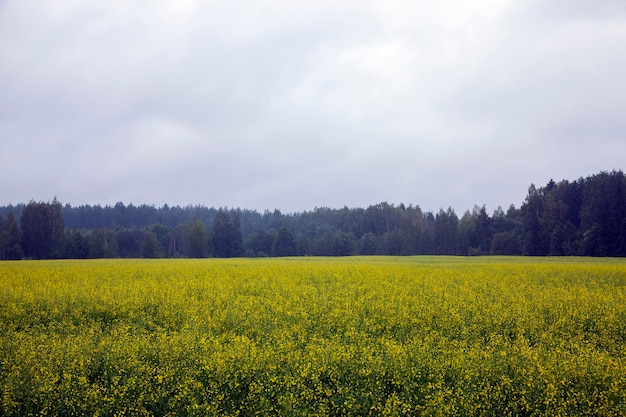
xmin=1 ymin=0 xmax=625 ymax=212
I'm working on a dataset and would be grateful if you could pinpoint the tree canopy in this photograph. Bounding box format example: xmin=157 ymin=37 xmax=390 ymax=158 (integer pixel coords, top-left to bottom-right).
xmin=1 ymin=170 xmax=625 ymax=259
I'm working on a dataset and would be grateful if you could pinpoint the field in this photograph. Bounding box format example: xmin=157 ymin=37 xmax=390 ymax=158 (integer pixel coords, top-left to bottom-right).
xmin=1 ymin=257 xmax=625 ymax=416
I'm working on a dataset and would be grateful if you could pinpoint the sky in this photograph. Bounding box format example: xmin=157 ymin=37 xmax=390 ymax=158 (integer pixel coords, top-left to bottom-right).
xmin=1 ymin=0 xmax=625 ymax=214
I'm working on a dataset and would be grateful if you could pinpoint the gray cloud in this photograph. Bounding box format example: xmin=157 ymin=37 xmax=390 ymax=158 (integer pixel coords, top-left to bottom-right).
xmin=1 ymin=0 xmax=625 ymax=213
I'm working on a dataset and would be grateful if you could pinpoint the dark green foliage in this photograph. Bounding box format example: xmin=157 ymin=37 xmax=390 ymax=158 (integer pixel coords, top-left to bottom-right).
xmin=518 ymin=171 xmax=626 ymax=257
xmin=20 ymin=199 xmax=64 ymax=259
xmin=434 ymin=208 xmax=459 ymax=255
xmin=141 ymin=230 xmax=164 ymax=259
xmin=358 ymin=232 xmax=378 ymax=255
xmin=490 ymin=231 xmax=520 ymax=255
xmin=580 ymin=171 xmax=626 ymax=256
xmin=212 ymin=209 xmax=243 ymax=258
xmin=149 ymin=224 xmax=174 ymax=257
xmin=3 ymin=170 xmax=626 ymax=258
xmin=272 ymin=228 xmax=296 ymax=257
xmin=0 ymin=211 xmax=23 ymax=260
xmin=64 ymin=230 xmax=89 ymax=259
xmin=213 ymin=209 xmax=233 ymax=258
xmin=312 ymin=230 xmax=357 ymax=256
xmin=231 ymin=210 xmax=243 ymax=257
xmin=521 ymin=184 xmax=547 ymax=256
xmin=244 ymin=230 xmax=276 ymax=257
xmin=380 ymin=229 xmax=411 ymax=255
xmin=88 ymin=229 xmax=118 ymax=258
xmin=187 ymin=220 xmax=209 ymax=258
xmin=458 ymin=205 xmax=495 ymax=256
xmin=116 ymin=228 xmax=144 ymax=258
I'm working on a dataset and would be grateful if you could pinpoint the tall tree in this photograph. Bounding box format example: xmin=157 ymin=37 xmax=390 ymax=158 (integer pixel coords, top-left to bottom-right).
xmin=231 ymin=210 xmax=243 ymax=257
xmin=357 ymin=232 xmax=378 ymax=255
xmin=116 ymin=228 xmax=143 ymax=258
xmin=457 ymin=206 xmax=494 ymax=255
xmin=141 ymin=229 xmax=164 ymax=258
xmin=88 ymin=228 xmax=118 ymax=258
xmin=20 ymin=199 xmax=65 ymax=259
xmin=580 ymin=170 xmax=626 ymax=256
xmin=380 ymin=229 xmax=410 ymax=255
xmin=521 ymin=185 xmax=547 ymax=256
xmin=0 ymin=211 xmax=23 ymax=260
xmin=489 ymin=205 xmax=521 ymax=255
xmin=272 ymin=228 xmax=296 ymax=257
xmin=244 ymin=230 xmax=276 ymax=257
xmin=64 ymin=230 xmax=89 ymax=259
xmin=187 ymin=219 xmax=209 ymax=258
xmin=213 ymin=209 xmax=233 ymax=258
xmin=434 ymin=208 xmax=458 ymax=255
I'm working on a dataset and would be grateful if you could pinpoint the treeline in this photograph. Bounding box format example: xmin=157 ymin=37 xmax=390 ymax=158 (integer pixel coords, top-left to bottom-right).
xmin=1 ymin=170 xmax=625 ymax=259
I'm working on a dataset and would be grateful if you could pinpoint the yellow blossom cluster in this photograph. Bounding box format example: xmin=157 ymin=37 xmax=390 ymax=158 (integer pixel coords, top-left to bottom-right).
xmin=1 ymin=257 xmax=625 ymax=415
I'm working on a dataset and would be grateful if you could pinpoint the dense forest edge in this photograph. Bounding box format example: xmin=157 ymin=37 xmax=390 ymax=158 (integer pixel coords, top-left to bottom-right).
xmin=1 ymin=170 xmax=625 ymax=259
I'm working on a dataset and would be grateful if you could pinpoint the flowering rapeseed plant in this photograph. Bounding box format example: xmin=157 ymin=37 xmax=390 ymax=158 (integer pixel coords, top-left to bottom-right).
xmin=0 ymin=257 xmax=625 ymax=415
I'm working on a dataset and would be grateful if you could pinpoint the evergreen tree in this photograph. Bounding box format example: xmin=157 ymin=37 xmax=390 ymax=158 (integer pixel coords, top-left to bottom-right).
xmin=20 ymin=199 xmax=64 ymax=259
xmin=213 ymin=209 xmax=234 ymax=258
xmin=0 ymin=211 xmax=23 ymax=260
xmin=231 ymin=210 xmax=243 ymax=257
xmin=272 ymin=228 xmax=296 ymax=257
xmin=141 ymin=229 xmax=164 ymax=258
xmin=64 ymin=230 xmax=89 ymax=259
xmin=244 ymin=230 xmax=276 ymax=257
xmin=116 ymin=228 xmax=143 ymax=258
xmin=434 ymin=208 xmax=458 ymax=255
xmin=521 ymin=185 xmax=547 ymax=255
xmin=580 ymin=170 xmax=626 ymax=256
xmin=358 ymin=232 xmax=378 ymax=255
xmin=187 ymin=219 xmax=209 ymax=258
xmin=3 ymin=169 xmax=625 ymax=259
xmin=381 ymin=229 xmax=410 ymax=255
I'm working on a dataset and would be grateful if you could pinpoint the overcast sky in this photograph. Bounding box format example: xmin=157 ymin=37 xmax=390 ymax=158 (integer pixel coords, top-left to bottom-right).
xmin=1 ymin=1 xmax=625 ymax=213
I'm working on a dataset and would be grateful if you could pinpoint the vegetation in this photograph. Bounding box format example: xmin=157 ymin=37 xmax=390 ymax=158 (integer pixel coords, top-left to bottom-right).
xmin=1 ymin=257 xmax=625 ymax=415
xmin=1 ymin=170 xmax=625 ymax=259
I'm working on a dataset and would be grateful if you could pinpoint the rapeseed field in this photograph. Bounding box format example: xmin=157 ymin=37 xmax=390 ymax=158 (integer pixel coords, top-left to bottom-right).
xmin=1 ymin=257 xmax=625 ymax=416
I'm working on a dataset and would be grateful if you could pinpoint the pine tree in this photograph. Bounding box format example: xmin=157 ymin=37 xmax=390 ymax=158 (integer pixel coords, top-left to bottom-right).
xmin=212 ymin=209 xmax=233 ymax=257
xmin=0 ymin=211 xmax=23 ymax=260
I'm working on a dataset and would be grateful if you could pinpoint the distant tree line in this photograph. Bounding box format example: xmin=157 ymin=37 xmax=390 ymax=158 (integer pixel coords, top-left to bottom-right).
xmin=1 ymin=170 xmax=625 ymax=260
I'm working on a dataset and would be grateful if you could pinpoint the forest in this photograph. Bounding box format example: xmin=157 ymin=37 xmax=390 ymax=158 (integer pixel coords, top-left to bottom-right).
xmin=1 ymin=170 xmax=625 ymax=259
